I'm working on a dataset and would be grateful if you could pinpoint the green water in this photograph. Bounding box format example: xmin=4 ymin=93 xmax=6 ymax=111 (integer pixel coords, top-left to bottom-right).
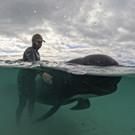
xmin=0 ymin=66 xmax=135 ymax=135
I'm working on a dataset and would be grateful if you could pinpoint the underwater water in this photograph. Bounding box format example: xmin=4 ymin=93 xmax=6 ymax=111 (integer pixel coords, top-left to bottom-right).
xmin=0 ymin=61 xmax=135 ymax=135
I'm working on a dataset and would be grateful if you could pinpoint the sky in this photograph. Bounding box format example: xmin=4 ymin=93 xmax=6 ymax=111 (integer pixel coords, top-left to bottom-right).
xmin=0 ymin=0 xmax=135 ymax=65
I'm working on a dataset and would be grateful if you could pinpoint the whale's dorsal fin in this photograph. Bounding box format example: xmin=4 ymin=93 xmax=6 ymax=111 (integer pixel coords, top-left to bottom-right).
xmin=70 ymin=99 xmax=90 ymax=110
xmin=33 ymin=105 xmax=61 ymax=123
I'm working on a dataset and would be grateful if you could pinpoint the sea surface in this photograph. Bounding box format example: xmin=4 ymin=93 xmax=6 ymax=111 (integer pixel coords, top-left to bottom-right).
xmin=0 ymin=60 xmax=135 ymax=135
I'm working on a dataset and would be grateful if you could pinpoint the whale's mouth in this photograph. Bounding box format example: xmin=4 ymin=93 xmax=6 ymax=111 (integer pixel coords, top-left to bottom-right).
xmin=69 ymin=93 xmax=98 ymax=100
xmin=68 ymin=85 xmax=117 ymax=100
xmin=100 ymin=85 xmax=117 ymax=92
xmin=72 ymin=79 xmax=119 ymax=97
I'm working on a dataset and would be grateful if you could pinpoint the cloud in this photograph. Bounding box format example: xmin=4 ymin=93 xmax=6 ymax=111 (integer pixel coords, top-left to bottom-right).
xmin=0 ymin=0 xmax=135 ymax=65
xmin=61 ymin=42 xmax=83 ymax=49
xmin=0 ymin=50 xmax=20 ymax=53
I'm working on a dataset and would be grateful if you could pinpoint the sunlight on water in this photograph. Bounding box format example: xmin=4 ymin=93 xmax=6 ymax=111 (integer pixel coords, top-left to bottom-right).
xmin=1 ymin=60 xmax=135 ymax=76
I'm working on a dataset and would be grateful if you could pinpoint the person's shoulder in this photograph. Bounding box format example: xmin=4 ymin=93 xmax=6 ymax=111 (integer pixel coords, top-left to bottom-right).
xmin=24 ymin=47 xmax=34 ymax=53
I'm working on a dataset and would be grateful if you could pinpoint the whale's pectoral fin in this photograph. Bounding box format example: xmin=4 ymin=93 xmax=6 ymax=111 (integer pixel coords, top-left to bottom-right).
xmin=70 ymin=99 xmax=90 ymax=110
xmin=33 ymin=105 xmax=61 ymax=123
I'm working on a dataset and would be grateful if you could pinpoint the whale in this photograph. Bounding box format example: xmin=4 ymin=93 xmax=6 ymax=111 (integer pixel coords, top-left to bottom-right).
xmin=34 ymin=54 xmax=121 ymax=122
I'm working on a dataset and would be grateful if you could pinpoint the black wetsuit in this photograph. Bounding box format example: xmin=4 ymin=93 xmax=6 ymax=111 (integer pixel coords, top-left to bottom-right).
xmin=16 ymin=47 xmax=41 ymax=124
xmin=23 ymin=47 xmax=40 ymax=62
xmin=18 ymin=47 xmax=40 ymax=97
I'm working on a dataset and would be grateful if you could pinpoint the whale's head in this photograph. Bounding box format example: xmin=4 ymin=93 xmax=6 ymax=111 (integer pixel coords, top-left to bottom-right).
xmin=71 ymin=74 xmax=121 ymax=97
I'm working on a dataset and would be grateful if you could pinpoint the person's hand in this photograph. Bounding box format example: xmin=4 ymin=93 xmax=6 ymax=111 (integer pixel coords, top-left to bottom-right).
xmin=42 ymin=73 xmax=53 ymax=85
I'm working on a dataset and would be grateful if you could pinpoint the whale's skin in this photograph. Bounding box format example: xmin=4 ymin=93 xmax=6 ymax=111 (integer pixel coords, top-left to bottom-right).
xmin=34 ymin=54 xmax=121 ymax=122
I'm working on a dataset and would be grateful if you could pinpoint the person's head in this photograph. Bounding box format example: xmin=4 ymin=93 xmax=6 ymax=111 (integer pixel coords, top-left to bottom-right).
xmin=32 ymin=34 xmax=45 ymax=50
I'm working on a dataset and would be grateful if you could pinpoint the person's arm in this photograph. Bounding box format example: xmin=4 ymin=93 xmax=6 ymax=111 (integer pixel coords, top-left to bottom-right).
xmin=42 ymin=72 xmax=53 ymax=84
xmin=35 ymin=67 xmax=53 ymax=85
xmin=24 ymin=48 xmax=53 ymax=84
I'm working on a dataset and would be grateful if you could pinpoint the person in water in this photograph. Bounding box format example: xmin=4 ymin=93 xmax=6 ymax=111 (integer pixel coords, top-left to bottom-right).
xmin=16 ymin=34 xmax=53 ymax=124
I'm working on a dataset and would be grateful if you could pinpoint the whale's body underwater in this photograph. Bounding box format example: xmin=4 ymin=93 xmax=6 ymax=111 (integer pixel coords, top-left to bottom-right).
xmin=35 ymin=54 xmax=121 ymax=122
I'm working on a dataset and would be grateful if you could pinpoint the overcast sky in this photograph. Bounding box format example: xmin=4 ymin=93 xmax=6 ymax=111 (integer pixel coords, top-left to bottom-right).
xmin=0 ymin=0 xmax=135 ymax=65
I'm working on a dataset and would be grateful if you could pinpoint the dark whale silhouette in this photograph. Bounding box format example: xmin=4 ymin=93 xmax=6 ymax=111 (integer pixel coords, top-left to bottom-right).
xmin=34 ymin=54 xmax=121 ymax=122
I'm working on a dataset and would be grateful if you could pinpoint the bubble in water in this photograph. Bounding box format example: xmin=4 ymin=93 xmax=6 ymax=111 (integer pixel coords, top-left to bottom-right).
xmin=64 ymin=15 xmax=67 ymax=18
xmin=33 ymin=10 xmax=37 ymax=14
xmin=56 ymin=6 xmax=59 ymax=9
